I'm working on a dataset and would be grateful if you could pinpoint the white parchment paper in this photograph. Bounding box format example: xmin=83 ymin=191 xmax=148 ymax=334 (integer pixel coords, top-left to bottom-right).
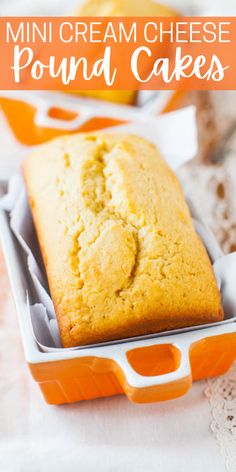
xmin=1 ymin=106 xmax=236 ymax=351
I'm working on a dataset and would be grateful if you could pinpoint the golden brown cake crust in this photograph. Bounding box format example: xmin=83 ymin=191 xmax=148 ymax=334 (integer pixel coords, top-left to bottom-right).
xmin=23 ymin=133 xmax=223 ymax=347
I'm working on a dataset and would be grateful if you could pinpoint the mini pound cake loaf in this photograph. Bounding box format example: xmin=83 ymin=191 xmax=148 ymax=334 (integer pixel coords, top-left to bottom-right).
xmin=76 ymin=0 xmax=176 ymax=17
xmin=23 ymin=133 xmax=223 ymax=347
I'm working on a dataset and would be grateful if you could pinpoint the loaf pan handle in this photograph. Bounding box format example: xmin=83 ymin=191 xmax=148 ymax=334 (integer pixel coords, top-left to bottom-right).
xmin=34 ymin=104 xmax=88 ymax=130
xmin=114 ymin=340 xmax=192 ymax=403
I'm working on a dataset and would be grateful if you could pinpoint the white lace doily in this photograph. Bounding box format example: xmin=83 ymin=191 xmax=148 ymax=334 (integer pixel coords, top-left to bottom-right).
xmin=180 ymin=145 xmax=236 ymax=472
xmin=205 ymin=364 xmax=236 ymax=472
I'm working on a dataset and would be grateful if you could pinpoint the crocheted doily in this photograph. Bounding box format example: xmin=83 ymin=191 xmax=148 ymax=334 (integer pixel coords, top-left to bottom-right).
xmin=180 ymin=146 xmax=236 ymax=472
xmin=205 ymin=364 xmax=236 ymax=472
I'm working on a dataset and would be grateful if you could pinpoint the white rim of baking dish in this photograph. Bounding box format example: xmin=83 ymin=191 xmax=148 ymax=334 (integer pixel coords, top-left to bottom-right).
xmin=1 ymin=197 xmax=236 ymax=390
xmin=0 ymin=93 xmax=235 ymax=391
xmin=0 ymin=90 xmax=175 ymax=129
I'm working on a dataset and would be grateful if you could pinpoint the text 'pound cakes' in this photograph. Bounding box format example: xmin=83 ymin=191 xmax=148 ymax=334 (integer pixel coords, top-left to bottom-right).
xmin=72 ymin=0 xmax=177 ymax=105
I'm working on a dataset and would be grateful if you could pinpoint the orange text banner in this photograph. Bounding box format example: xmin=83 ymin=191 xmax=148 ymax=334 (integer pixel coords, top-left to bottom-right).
xmin=0 ymin=17 xmax=235 ymax=90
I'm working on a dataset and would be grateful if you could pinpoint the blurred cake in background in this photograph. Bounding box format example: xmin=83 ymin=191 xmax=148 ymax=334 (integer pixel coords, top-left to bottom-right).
xmin=77 ymin=0 xmax=176 ymax=16
xmin=73 ymin=0 xmax=177 ymax=105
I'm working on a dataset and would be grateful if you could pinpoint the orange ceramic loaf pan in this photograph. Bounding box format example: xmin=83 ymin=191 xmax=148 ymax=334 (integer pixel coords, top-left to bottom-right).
xmin=0 ymin=90 xmax=176 ymax=146
xmin=1 ymin=92 xmax=236 ymax=405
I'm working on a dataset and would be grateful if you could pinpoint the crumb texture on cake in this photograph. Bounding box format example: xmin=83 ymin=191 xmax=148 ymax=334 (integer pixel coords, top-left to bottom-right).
xmin=23 ymin=132 xmax=223 ymax=347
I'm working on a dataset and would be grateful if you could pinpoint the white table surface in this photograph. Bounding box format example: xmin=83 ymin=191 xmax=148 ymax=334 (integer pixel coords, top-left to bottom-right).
xmin=0 ymin=1 xmax=236 ymax=471
xmin=0 ymin=282 xmax=226 ymax=472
